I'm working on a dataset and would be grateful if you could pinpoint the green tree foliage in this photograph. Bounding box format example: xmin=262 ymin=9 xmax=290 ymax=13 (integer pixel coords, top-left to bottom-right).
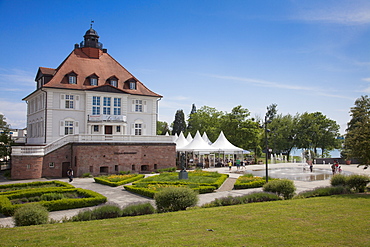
xmin=0 ymin=114 xmax=12 ymax=161
xmin=268 ymin=113 xmax=299 ymax=160
xmin=344 ymin=95 xmax=370 ymax=167
xmin=295 ymin=112 xmax=340 ymax=157
xmin=220 ymin=105 xmax=259 ymax=150
xmin=186 ymin=104 xmax=197 ymax=133
xmin=171 ymin=110 xmax=186 ymax=135
xmin=186 ymin=106 xmax=223 ymax=141
xmin=266 ymin=103 xmax=278 ymax=121
xmin=157 ymin=121 xmax=170 ymax=135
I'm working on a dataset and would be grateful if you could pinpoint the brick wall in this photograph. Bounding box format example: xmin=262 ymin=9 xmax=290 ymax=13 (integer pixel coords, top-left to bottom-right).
xmin=11 ymin=142 xmax=176 ymax=179
xmin=11 ymin=156 xmax=43 ymax=179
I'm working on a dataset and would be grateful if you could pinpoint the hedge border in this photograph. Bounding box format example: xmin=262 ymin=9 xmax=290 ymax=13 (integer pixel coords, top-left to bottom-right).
xmin=0 ymin=181 xmax=74 ymax=195
xmin=94 ymin=174 xmax=145 ymax=187
xmin=0 ymin=188 xmax=107 ymax=216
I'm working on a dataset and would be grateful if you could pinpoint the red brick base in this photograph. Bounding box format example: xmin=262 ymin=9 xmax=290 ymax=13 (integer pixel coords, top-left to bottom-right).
xmin=11 ymin=142 xmax=176 ymax=179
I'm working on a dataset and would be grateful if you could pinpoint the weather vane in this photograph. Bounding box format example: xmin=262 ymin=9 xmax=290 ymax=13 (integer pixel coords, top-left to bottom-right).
xmin=90 ymin=20 xmax=94 ymax=29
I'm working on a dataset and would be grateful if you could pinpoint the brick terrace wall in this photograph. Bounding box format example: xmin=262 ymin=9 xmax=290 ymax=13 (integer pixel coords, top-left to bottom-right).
xmin=73 ymin=143 xmax=176 ymax=177
xmin=11 ymin=142 xmax=176 ymax=179
xmin=11 ymin=156 xmax=43 ymax=179
xmin=42 ymin=144 xmax=72 ymax=178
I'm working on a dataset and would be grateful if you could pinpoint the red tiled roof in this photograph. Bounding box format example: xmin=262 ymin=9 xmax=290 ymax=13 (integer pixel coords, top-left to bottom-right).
xmin=41 ymin=48 xmax=162 ymax=97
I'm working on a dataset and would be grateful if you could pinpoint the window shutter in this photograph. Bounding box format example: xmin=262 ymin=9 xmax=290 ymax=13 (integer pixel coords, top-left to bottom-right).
xmin=75 ymin=95 xmax=80 ymax=110
xmin=60 ymin=94 xmax=65 ymax=109
xmin=75 ymin=121 xmax=79 ymax=134
xmin=143 ymin=101 xmax=147 ymax=112
xmin=60 ymin=121 xmax=65 ymax=135
xmin=143 ymin=123 xmax=147 ymax=135
xmin=131 ymin=123 xmax=135 ymax=135
xmin=132 ymin=100 xmax=135 ymax=112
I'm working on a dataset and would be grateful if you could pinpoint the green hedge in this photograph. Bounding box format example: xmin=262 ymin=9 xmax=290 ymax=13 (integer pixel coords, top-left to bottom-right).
xmin=94 ymin=174 xmax=145 ymax=187
xmin=233 ymin=174 xmax=267 ymax=189
xmin=0 ymin=181 xmax=74 ymax=195
xmin=0 ymin=188 xmax=107 ymax=216
xmin=124 ymin=185 xmax=156 ymax=198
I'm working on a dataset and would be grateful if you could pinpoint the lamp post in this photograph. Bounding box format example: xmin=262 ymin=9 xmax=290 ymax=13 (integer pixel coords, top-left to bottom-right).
xmin=263 ymin=116 xmax=271 ymax=183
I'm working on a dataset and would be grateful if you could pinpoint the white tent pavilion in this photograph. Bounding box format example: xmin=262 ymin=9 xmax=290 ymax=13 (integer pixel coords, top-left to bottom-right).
xmin=186 ymin=133 xmax=193 ymax=143
xmin=178 ymin=131 xmax=216 ymax=153
xmin=202 ymin=132 xmax=212 ymax=145
xmin=211 ymin=131 xmax=243 ymax=153
xmin=175 ymin=131 xmax=189 ymax=149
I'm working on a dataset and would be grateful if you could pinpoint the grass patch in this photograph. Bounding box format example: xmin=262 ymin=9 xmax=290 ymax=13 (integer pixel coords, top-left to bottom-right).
xmin=0 ymin=195 xmax=368 ymax=246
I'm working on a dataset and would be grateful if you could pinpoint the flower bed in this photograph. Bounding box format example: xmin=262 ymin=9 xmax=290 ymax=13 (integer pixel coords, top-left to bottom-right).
xmin=124 ymin=171 xmax=228 ymax=198
xmin=233 ymin=174 xmax=268 ymax=189
xmin=0 ymin=187 xmax=107 ymax=216
xmin=94 ymin=174 xmax=145 ymax=187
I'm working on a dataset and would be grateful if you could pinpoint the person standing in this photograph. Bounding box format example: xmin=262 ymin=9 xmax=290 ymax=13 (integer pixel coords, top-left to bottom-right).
xmin=67 ymin=167 xmax=74 ymax=182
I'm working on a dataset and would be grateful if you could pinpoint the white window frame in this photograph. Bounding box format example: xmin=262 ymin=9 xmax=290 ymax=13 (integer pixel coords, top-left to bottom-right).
xmin=103 ymin=97 xmax=111 ymax=115
xmin=90 ymin=77 xmax=98 ymax=86
xmin=69 ymin=75 xmax=77 ymax=84
xmin=92 ymin=96 xmax=101 ymax=115
xmin=114 ymin=98 xmax=121 ymax=115
xmin=110 ymin=79 xmax=117 ymax=87
xmin=129 ymin=81 xmax=136 ymax=90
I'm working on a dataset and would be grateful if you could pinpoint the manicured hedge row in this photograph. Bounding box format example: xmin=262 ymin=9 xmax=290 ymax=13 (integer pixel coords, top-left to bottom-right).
xmin=0 ymin=181 xmax=74 ymax=195
xmin=234 ymin=180 xmax=266 ymax=189
xmin=124 ymin=185 xmax=156 ymax=198
xmin=94 ymin=174 xmax=145 ymax=187
xmin=0 ymin=188 xmax=107 ymax=216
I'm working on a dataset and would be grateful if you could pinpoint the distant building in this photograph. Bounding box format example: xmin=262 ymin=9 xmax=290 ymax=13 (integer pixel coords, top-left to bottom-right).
xmin=11 ymin=27 xmax=175 ymax=179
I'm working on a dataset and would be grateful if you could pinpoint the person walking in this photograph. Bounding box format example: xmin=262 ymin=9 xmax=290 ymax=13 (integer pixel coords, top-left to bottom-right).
xmin=67 ymin=167 xmax=74 ymax=182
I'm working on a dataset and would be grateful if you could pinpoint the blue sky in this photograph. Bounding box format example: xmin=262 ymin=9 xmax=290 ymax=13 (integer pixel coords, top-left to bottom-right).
xmin=0 ymin=0 xmax=370 ymax=134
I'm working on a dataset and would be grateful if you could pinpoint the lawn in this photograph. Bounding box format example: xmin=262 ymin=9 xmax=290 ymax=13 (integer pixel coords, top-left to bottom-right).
xmin=0 ymin=194 xmax=369 ymax=246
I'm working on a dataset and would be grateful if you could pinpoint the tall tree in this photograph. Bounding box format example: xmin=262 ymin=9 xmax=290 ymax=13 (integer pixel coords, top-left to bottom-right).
xmin=171 ymin=110 xmax=186 ymax=135
xmin=266 ymin=103 xmax=278 ymax=121
xmin=0 ymin=114 xmax=12 ymax=161
xmin=157 ymin=121 xmax=170 ymax=135
xmin=186 ymin=106 xmax=223 ymax=141
xmin=186 ymin=104 xmax=197 ymax=133
xmin=344 ymin=95 xmax=370 ymax=167
xmin=220 ymin=105 xmax=259 ymax=150
xmin=268 ymin=113 xmax=299 ymax=160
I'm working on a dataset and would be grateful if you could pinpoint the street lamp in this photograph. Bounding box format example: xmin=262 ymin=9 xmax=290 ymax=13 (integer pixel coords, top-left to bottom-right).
xmin=263 ymin=116 xmax=272 ymax=183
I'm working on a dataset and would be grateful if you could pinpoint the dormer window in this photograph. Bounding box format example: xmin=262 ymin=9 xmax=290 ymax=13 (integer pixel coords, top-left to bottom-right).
xmin=67 ymin=72 xmax=77 ymax=84
xmin=111 ymin=79 xmax=117 ymax=87
xmin=90 ymin=77 xmax=98 ymax=86
xmin=69 ymin=75 xmax=77 ymax=84
xmin=129 ymin=81 xmax=137 ymax=90
xmin=107 ymin=77 xmax=118 ymax=87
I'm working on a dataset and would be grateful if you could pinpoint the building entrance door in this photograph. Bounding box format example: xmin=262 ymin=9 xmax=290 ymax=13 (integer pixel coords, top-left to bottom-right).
xmin=62 ymin=162 xmax=70 ymax=178
xmin=105 ymin=126 xmax=113 ymax=134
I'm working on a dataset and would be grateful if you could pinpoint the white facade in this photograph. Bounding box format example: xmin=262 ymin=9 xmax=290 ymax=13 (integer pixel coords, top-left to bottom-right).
xmin=25 ymin=88 xmax=158 ymax=145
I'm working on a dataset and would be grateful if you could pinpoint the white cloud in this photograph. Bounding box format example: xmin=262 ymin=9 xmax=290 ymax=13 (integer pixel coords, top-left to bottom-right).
xmin=0 ymin=99 xmax=27 ymax=129
xmin=292 ymin=0 xmax=370 ymax=25
xmin=362 ymin=78 xmax=370 ymax=82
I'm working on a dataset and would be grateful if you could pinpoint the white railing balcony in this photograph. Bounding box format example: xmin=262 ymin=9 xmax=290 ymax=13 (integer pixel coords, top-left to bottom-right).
xmin=12 ymin=134 xmax=174 ymax=156
xmin=88 ymin=115 xmax=126 ymax=122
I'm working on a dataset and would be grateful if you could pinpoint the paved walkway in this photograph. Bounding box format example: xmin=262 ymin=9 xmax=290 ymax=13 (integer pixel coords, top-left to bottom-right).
xmin=0 ymin=163 xmax=368 ymax=228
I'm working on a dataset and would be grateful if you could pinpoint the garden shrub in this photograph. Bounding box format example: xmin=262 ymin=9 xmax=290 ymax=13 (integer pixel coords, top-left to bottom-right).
xmin=82 ymin=173 xmax=91 ymax=178
xmin=156 ymin=167 xmax=176 ymax=173
xmin=201 ymin=192 xmax=281 ymax=208
xmin=40 ymin=192 xmax=66 ymax=201
xmin=155 ymin=187 xmax=198 ymax=213
xmin=94 ymin=174 xmax=145 ymax=187
xmin=90 ymin=203 xmax=122 ymax=219
xmin=69 ymin=209 xmax=94 ymax=222
xmin=331 ymin=174 xmax=347 ymax=187
xmin=0 ymin=181 xmax=74 ymax=195
xmin=122 ymin=202 xmax=155 ymax=217
xmin=346 ymin=174 xmax=369 ymax=192
xmin=119 ymin=171 xmax=131 ymax=175
xmin=294 ymin=186 xmax=351 ymax=199
xmin=263 ymin=179 xmax=296 ymax=199
xmin=13 ymin=203 xmax=49 ymax=226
